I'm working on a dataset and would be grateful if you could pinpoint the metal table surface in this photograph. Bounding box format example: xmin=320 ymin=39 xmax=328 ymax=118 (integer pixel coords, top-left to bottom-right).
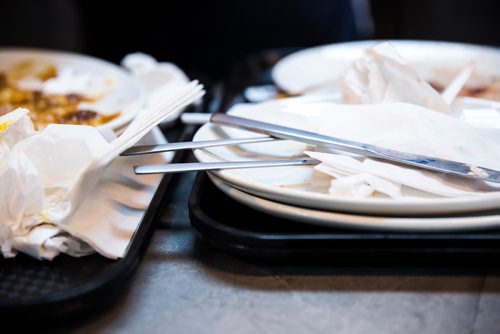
xmin=50 ymin=171 xmax=500 ymax=334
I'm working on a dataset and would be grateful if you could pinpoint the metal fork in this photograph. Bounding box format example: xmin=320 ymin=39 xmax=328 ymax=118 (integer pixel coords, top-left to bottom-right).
xmin=121 ymin=136 xmax=279 ymax=156
xmin=134 ymin=158 xmax=317 ymax=174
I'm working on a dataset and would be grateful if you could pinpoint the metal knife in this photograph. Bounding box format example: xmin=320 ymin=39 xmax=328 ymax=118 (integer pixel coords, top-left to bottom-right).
xmin=209 ymin=113 xmax=500 ymax=184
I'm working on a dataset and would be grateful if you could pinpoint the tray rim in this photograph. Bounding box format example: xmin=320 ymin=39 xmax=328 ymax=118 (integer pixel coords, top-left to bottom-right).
xmin=188 ymin=172 xmax=500 ymax=264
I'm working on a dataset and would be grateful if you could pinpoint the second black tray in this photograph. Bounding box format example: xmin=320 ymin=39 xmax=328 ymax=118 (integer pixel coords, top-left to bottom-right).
xmin=187 ymin=48 xmax=500 ymax=266
xmin=189 ymin=172 xmax=500 ymax=266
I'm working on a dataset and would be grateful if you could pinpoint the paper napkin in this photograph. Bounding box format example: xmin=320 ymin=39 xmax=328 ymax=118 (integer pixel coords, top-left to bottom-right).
xmin=0 ymin=108 xmax=170 ymax=259
xmin=339 ymin=42 xmax=451 ymax=113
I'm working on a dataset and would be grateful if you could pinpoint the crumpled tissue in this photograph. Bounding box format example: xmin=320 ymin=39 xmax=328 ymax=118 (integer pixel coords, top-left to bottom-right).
xmin=0 ymin=108 xmax=106 ymax=258
xmin=0 ymin=108 xmax=169 ymax=259
xmin=338 ymin=42 xmax=451 ymax=113
xmin=1 ymin=52 xmax=192 ymax=260
xmin=122 ymin=52 xmax=195 ymax=122
xmin=307 ymin=42 xmax=500 ymax=198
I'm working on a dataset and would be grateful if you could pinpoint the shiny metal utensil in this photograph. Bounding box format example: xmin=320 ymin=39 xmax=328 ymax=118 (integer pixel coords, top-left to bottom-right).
xmin=134 ymin=158 xmax=317 ymax=175
xmin=180 ymin=112 xmax=212 ymax=125
xmin=179 ymin=93 xmax=343 ymax=125
xmin=121 ymin=136 xmax=277 ymax=156
xmin=210 ymin=113 xmax=500 ymax=184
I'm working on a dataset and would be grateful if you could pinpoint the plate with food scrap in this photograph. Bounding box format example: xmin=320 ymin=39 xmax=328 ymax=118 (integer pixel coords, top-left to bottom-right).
xmin=272 ymin=40 xmax=500 ymax=99
xmin=192 ymin=98 xmax=500 ymax=217
xmin=0 ymin=48 xmax=144 ymax=131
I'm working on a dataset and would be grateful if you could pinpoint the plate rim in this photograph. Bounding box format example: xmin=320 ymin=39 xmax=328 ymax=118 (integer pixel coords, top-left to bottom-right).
xmin=193 ymin=111 xmax=500 ymax=216
xmin=194 ymin=40 xmax=500 ymax=216
xmin=208 ymin=173 xmax=500 ymax=232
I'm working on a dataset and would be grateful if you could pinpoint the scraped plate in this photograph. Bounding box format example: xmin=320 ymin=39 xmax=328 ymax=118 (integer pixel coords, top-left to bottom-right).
xmin=192 ymin=100 xmax=500 ymax=216
xmin=0 ymin=48 xmax=144 ymax=132
xmin=208 ymin=173 xmax=500 ymax=232
xmin=272 ymin=40 xmax=500 ymax=96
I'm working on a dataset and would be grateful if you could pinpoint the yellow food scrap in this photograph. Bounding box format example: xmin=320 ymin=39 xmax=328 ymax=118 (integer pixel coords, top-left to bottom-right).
xmin=0 ymin=119 xmax=13 ymax=133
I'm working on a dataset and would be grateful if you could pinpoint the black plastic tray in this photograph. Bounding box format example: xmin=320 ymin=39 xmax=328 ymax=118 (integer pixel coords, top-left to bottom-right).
xmin=189 ymin=172 xmax=500 ymax=265
xmin=187 ymin=49 xmax=500 ymax=266
xmin=0 ymin=111 xmax=204 ymax=325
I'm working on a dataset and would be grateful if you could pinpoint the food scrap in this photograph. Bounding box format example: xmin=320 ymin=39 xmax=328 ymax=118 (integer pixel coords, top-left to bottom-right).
xmin=0 ymin=60 xmax=119 ymax=129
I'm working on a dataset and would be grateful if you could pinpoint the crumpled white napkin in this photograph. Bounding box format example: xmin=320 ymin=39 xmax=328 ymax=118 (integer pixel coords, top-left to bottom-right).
xmin=0 ymin=51 xmax=197 ymax=260
xmin=122 ymin=52 xmax=195 ymax=122
xmin=0 ymin=108 xmax=107 ymax=258
xmin=338 ymin=42 xmax=451 ymax=113
xmin=51 ymin=127 xmax=169 ymax=259
xmin=216 ymin=42 xmax=500 ymax=200
xmin=306 ymin=42 xmax=500 ymax=198
xmin=0 ymin=108 xmax=170 ymax=259
xmin=223 ymin=96 xmax=500 ymax=199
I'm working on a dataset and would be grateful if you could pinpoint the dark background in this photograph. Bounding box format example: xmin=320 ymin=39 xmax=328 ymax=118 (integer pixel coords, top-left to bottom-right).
xmin=0 ymin=0 xmax=499 ymax=79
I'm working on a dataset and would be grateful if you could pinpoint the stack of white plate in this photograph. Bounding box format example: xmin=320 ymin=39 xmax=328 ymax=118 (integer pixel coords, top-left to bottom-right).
xmin=192 ymin=40 xmax=500 ymax=233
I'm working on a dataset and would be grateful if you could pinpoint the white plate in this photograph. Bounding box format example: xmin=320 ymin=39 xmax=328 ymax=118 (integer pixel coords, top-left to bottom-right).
xmin=0 ymin=48 xmax=144 ymax=132
xmin=272 ymin=40 xmax=500 ymax=94
xmin=192 ymin=100 xmax=500 ymax=216
xmin=208 ymin=174 xmax=500 ymax=232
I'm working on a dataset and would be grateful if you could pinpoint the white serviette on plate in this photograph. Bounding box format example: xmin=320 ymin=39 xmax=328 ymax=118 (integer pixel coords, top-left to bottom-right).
xmin=338 ymin=42 xmax=451 ymax=113
xmin=0 ymin=109 xmax=171 ymax=260
xmin=221 ymin=100 xmax=500 ymax=199
xmin=303 ymin=42 xmax=500 ymax=199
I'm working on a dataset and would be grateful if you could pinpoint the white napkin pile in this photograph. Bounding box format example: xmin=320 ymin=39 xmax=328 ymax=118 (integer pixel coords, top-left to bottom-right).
xmin=0 ymin=108 xmax=106 ymax=259
xmin=306 ymin=42 xmax=500 ymax=198
xmin=0 ymin=108 xmax=169 ymax=260
xmin=338 ymin=42 xmax=451 ymax=113
xmin=0 ymin=52 xmax=190 ymax=260
xmin=122 ymin=52 xmax=193 ymax=122
xmin=302 ymin=102 xmax=500 ymax=198
xmin=223 ymin=42 xmax=500 ymax=199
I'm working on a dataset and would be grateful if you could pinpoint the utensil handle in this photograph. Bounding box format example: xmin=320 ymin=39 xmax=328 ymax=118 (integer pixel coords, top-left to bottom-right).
xmin=180 ymin=112 xmax=212 ymax=124
xmin=209 ymin=113 xmax=500 ymax=184
xmin=210 ymin=113 xmax=370 ymax=156
xmin=134 ymin=158 xmax=318 ymax=174
xmin=121 ymin=136 xmax=277 ymax=156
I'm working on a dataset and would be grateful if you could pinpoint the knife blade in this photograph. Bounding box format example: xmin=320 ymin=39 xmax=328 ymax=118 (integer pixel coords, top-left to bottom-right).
xmin=210 ymin=113 xmax=500 ymax=184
